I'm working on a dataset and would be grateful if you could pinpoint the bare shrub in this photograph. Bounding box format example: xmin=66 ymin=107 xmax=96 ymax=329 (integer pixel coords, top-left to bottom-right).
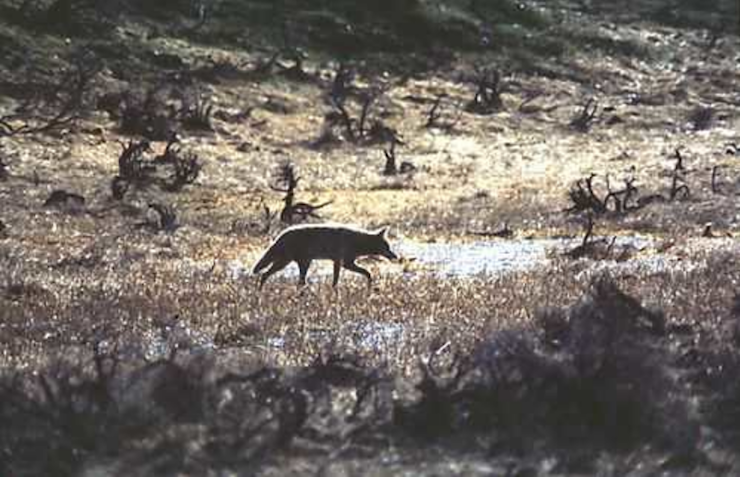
xmin=0 ymin=155 xmax=8 ymax=181
xmin=117 ymin=139 xmax=153 ymax=183
xmin=111 ymin=136 xmax=202 ymax=197
xmin=686 ymin=106 xmax=714 ymax=131
xmin=0 ymin=347 xmax=392 ymax=475
xmin=0 ymin=51 xmax=99 ymax=136
xmin=395 ymin=277 xmax=691 ymax=457
xmin=424 ymin=93 xmax=462 ymax=130
xmin=319 ymin=63 xmax=391 ymax=145
xmin=120 ymin=88 xmax=176 ymax=141
xmin=669 ymin=148 xmax=690 ymax=201
xmin=180 ymin=90 xmax=214 ymax=131
xmin=564 ymin=214 xmax=615 ymax=260
xmin=271 ymin=162 xmax=331 ymax=225
xmin=566 ymin=173 xmax=642 ymax=215
xmin=155 ymin=136 xmax=203 ymax=191
xmin=464 ymin=66 xmax=504 ymax=114
xmin=569 ymin=98 xmax=599 ymax=132
xmin=148 ymin=202 xmax=179 ymax=232
xmin=381 ymin=130 xmax=408 ymax=176
xmin=169 ymin=151 xmax=202 ymax=191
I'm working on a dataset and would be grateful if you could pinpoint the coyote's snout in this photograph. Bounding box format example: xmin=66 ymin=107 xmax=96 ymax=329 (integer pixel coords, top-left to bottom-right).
xmin=252 ymin=224 xmax=398 ymax=289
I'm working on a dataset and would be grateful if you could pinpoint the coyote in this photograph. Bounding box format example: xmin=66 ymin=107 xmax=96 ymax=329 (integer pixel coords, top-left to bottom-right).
xmin=252 ymin=224 xmax=398 ymax=289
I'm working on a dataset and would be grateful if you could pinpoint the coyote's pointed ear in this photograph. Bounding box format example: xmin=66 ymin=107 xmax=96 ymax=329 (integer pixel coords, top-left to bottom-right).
xmin=376 ymin=226 xmax=390 ymax=237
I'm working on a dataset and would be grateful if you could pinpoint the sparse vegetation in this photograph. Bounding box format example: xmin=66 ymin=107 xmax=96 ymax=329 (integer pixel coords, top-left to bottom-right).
xmin=465 ymin=66 xmax=504 ymax=114
xmin=2 ymin=0 xmax=740 ymax=474
xmin=569 ymin=98 xmax=600 ymax=133
xmin=271 ymin=162 xmax=332 ymax=225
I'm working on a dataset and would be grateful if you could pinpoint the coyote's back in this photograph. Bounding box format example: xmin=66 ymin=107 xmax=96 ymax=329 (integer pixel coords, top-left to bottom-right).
xmin=252 ymin=223 xmax=397 ymax=288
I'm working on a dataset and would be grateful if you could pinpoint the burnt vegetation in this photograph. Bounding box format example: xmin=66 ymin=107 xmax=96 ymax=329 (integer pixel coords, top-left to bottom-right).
xmin=569 ymin=98 xmax=600 ymax=133
xmin=315 ymin=63 xmax=396 ymax=147
xmin=111 ymin=135 xmax=202 ymax=199
xmin=5 ymin=278 xmax=740 ymax=474
xmin=270 ymin=162 xmax=332 ymax=225
xmin=0 ymin=51 xmax=99 ymax=136
xmin=464 ymin=66 xmax=504 ymax=115
xmin=564 ymin=145 xmax=715 ymax=219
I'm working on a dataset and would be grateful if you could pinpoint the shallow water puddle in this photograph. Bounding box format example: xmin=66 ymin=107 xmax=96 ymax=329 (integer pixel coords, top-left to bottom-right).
xmin=395 ymin=236 xmax=658 ymax=276
xmin=395 ymin=239 xmax=552 ymax=276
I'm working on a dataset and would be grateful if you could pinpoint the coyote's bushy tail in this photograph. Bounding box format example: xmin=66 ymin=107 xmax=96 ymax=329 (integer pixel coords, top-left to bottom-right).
xmin=252 ymin=239 xmax=281 ymax=274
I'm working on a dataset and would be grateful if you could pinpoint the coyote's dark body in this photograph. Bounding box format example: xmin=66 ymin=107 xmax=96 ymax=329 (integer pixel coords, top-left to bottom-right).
xmin=252 ymin=224 xmax=397 ymax=288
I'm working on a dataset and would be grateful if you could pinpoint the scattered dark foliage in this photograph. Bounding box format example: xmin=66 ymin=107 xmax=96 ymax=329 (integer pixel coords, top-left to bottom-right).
xmin=117 ymin=139 xmax=154 ymax=184
xmin=569 ymin=99 xmax=599 ymax=132
xmin=6 ymin=0 xmax=120 ymax=35
xmin=0 ymin=51 xmax=99 ymax=136
xmin=156 ymin=136 xmax=203 ymax=191
xmin=271 ymin=162 xmax=331 ymax=225
xmin=687 ymin=106 xmax=714 ymax=131
xmin=43 ymin=189 xmax=86 ymax=212
xmin=396 ymin=277 xmax=687 ymax=457
xmin=120 ymin=88 xmax=177 ymax=141
xmin=112 ymin=135 xmax=201 ymax=197
xmin=147 ymin=202 xmax=179 ymax=232
xmin=320 ymin=63 xmax=392 ymax=145
xmin=7 ymin=277 xmax=740 ymax=474
xmin=180 ymin=90 xmax=215 ymax=131
xmin=0 ymin=347 xmax=391 ymax=476
xmin=464 ymin=66 xmax=504 ymax=114
xmin=0 ymin=155 xmax=8 ymax=181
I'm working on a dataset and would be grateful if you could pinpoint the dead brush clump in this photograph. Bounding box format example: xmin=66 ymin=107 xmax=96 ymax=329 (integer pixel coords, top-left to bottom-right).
xmin=0 ymin=50 xmax=100 ymax=137
xmin=395 ymin=277 xmax=697 ymax=462
xmin=180 ymin=89 xmax=215 ymax=131
xmin=112 ymin=135 xmax=202 ymax=199
xmin=0 ymin=344 xmax=393 ymax=476
xmin=690 ymin=293 xmax=740 ymax=448
xmin=314 ymin=63 xmax=394 ymax=147
xmin=464 ymin=66 xmax=504 ymax=115
xmin=117 ymin=84 xmax=217 ymax=140
xmin=119 ymin=88 xmax=177 ymax=141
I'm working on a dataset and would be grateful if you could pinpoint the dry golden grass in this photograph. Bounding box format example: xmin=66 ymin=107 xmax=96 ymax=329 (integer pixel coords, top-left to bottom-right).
xmin=3 ymin=244 xmax=738 ymax=375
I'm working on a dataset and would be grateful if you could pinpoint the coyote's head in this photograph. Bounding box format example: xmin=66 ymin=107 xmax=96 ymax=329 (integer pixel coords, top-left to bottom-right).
xmin=372 ymin=227 xmax=398 ymax=261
